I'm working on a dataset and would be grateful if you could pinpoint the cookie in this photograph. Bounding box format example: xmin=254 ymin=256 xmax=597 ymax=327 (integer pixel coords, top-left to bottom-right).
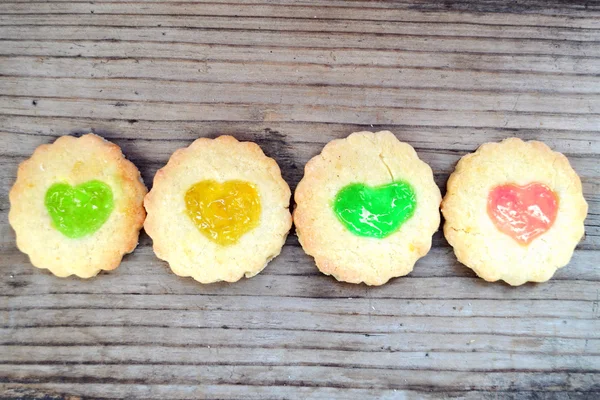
xmin=441 ymin=138 xmax=588 ymax=286
xmin=9 ymin=134 xmax=147 ymax=278
xmin=144 ymin=135 xmax=292 ymax=283
xmin=294 ymin=131 xmax=442 ymax=286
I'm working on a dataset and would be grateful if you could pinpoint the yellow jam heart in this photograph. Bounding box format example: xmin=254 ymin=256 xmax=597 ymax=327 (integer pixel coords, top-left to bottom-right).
xmin=184 ymin=180 xmax=261 ymax=246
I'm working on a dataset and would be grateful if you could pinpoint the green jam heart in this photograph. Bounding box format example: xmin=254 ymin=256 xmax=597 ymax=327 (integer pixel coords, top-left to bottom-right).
xmin=45 ymin=180 xmax=114 ymax=238
xmin=333 ymin=181 xmax=417 ymax=239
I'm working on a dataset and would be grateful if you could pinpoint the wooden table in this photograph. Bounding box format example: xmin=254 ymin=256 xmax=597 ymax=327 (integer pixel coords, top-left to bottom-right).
xmin=1 ymin=1 xmax=599 ymax=399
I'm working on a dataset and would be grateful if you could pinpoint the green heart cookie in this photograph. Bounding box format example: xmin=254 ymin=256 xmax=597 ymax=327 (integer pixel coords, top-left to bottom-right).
xmin=333 ymin=181 xmax=416 ymax=239
xmin=45 ymin=180 xmax=114 ymax=238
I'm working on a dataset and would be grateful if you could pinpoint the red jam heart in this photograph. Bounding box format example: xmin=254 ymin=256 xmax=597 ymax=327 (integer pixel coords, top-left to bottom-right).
xmin=487 ymin=183 xmax=558 ymax=245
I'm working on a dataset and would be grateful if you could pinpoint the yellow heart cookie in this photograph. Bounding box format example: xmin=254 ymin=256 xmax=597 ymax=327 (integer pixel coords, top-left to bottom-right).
xmin=185 ymin=180 xmax=261 ymax=246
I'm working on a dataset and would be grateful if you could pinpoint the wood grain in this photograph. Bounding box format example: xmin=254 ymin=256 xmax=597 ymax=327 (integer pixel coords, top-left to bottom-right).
xmin=1 ymin=1 xmax=599 ymax=399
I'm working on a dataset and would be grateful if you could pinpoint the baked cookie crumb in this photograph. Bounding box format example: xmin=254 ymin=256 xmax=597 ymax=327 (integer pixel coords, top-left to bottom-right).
xmin=144 ymin=135 xmax=292 ymax=283
xmin=294 ymin=131 xmax=441 ymax=286
xmin=9 ymin=133 xmax=147 ymax=278
xmin=441 ymin=137 xmax=588 ymax=286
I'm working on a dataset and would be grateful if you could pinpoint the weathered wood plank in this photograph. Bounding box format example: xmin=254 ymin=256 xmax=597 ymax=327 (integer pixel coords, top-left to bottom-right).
xmin=2 ymin=97 xmax=600 ymax=131
xmin=4 ymin=346 xmax=600 ymax=372
xmin=3 ymin=293 xmax=599 ymax=320
xmin=1 ymin=2 xmax=600 ymax=24
xmin=5 ymin=0 xmax=600 ymax=12
xmin=0 ymin=384 xmax=597 ymax=400
xmin=0 ymin=276 xmax=598 ymax=302
xmin=1 ymin=41 xmax=598 ymax=75
xmin=3 ymin=267 xmax=600 ymax=301
xmin=2 ymin=327 xmax=599 ymax=355
xmin=2 ymin=77 xmax=600 ymax=114
xmin=3 ymin=57 xmax=600 ymax=94
xmin=2 ymin=117 xmax=599 ymax=153
xmin=1 ymin=14 xmax=599 ymax=42
xmin=6 ymin=0 xmax=600 ymax=12
xmin=3 ymin=308 xmax=600 ymax=339
xmin=2 ymin=365 xmax=599 ymax=390
xmin=0 ymin=26 xmax=597 ymax=57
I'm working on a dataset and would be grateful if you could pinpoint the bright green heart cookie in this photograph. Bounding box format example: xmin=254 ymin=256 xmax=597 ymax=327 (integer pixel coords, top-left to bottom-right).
xmin=333 ymin=181 xmax=416 ymax=239
xmin=45 ymin=180 xmax=114 ymax=238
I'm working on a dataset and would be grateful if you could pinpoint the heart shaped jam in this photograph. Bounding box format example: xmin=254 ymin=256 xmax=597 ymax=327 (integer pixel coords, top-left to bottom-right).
xmin=487 ymin=183 xmax=558 ymax=245
xmin=333 ymin=181 xmax=416 ymax=239
xmin=185 ymin=180 xmax=261 ymax=246
xmin=45 ymin=180 xmax=114 ymax=238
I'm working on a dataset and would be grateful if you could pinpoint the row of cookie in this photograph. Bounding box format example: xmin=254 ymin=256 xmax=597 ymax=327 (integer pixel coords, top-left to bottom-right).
xmin=9 ymin=132 xmax=587 ymax=286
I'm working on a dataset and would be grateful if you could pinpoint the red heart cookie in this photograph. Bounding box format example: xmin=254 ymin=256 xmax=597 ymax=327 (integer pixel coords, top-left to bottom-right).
xmin=487 ymin=183 xmax=558 ymax=245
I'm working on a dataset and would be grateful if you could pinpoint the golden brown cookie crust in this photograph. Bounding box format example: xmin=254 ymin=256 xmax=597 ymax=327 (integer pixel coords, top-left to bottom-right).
xmin=294 ymin=131 xmax=442 ymax=286
xmin=9 ymin=134 xmax=147 ymax=278
xmin=441 ymin=137 xmax=588 ymax=286
xmin=144 ymin=135 xmax=292 ymax=283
